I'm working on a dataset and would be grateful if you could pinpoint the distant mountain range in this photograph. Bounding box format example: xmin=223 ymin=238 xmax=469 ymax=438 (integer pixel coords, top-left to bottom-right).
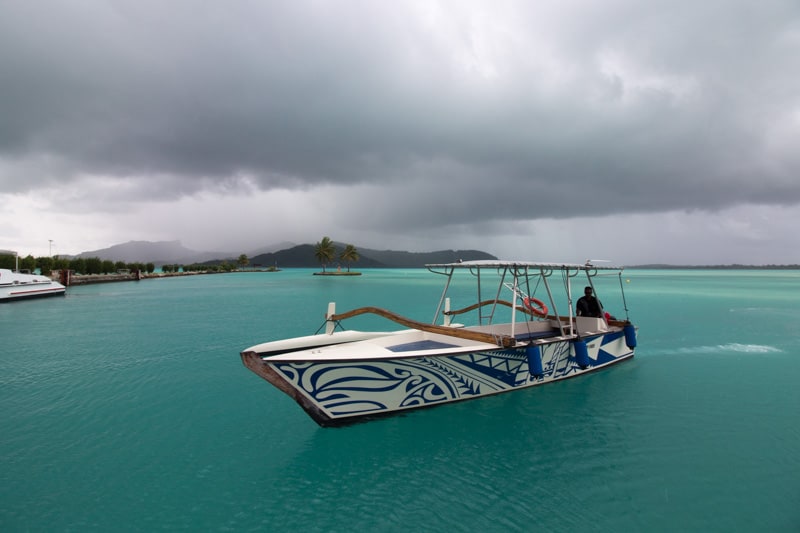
xmin=76 ymin=240 xmax=294 ymax=265
xmin=247 ymin=244 xmax=496 ymax=268
xmin=74 ymin=240 xmax=497 ymax=268
xmin=76 ymin=240 xmax=216 ymax=264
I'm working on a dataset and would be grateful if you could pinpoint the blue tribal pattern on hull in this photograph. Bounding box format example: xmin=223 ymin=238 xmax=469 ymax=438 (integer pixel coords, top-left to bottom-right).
xmin=272 ymin=334 xmax=632 ymax=420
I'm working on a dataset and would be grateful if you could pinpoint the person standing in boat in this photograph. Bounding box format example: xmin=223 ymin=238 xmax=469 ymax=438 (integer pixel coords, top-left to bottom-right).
xmin=576 ymin=286 xmax=603 ymax=317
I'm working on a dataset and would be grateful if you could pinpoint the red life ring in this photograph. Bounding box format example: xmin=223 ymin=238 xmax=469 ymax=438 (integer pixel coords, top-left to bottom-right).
xmin=523 ymin=297 xmax=549 ymax=317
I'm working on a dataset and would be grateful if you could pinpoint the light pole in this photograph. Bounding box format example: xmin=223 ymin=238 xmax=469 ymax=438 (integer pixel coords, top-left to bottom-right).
xmin=49 ymin=239 xmax=53 ymax=257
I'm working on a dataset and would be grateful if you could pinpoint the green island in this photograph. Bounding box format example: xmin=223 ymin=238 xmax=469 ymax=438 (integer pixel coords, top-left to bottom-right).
xmin=311 ymin=236 xmax=361 ymax=276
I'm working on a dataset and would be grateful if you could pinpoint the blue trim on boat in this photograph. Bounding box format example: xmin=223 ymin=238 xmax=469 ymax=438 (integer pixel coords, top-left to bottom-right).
xmin=387 ymin=340 xmax=459 ymax=352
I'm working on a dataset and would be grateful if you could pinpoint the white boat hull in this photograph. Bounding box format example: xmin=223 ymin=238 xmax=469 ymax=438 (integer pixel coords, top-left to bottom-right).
xmin=241 ymin=328 xmax=634 ymax=426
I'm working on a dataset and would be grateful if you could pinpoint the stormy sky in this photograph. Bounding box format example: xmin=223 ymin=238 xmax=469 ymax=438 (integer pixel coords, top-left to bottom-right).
xmin=1 ymin=0 xmax=799 ymax=264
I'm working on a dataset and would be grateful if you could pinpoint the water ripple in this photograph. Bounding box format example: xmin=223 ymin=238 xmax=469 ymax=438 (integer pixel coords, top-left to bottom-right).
xmin=676 ymin=343 xmax=783 ymax=354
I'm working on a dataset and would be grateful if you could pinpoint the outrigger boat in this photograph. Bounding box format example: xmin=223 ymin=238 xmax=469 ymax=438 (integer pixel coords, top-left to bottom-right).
xmin=241 ymin=260 xmax=637 ymax=426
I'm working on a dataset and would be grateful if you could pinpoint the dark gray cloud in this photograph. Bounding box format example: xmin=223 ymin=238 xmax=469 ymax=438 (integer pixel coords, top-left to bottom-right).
xmin=1 ymin=1 xmax=799 ymax=259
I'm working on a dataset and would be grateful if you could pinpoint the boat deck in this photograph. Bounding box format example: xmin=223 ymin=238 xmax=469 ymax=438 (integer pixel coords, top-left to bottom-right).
xmin=384 ymin=328 xmax=565 ymax=353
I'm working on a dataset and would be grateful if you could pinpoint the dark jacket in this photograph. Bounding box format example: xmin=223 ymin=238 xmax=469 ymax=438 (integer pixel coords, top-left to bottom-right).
xmin=576 ymin=295 xmax=602 ymax=318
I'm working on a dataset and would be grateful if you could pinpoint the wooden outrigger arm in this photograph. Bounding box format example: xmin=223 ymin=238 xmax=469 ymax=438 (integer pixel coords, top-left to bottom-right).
xmin=331 ymin=306 xmax=517 ymax=348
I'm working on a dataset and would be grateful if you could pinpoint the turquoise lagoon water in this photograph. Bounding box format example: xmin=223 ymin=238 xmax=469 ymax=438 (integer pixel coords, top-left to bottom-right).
xmin=1 ymin=269 xmax=799 ymax=532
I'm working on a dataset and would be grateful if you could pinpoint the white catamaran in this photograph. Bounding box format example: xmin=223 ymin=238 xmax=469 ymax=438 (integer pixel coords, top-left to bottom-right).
xmin=241 ymin=260 xmax=637 ymax=426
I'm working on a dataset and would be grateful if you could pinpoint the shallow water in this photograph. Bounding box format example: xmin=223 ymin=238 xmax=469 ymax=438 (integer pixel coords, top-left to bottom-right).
xmin=2 ymin=269 xmax=798 ymax=531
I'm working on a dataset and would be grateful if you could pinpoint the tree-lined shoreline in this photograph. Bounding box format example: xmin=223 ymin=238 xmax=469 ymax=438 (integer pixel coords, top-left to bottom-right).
xmin=0 ymin=254 xmax=248 ymax=277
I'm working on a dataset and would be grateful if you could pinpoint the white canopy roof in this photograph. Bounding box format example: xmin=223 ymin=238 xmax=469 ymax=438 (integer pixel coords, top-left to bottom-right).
xmin=426 ymin=260 xmax=623 ymax=271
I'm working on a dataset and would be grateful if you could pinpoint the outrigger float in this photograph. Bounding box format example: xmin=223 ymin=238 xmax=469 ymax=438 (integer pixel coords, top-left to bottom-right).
xmin=241 ymin=261 xmax=637 ymax=426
